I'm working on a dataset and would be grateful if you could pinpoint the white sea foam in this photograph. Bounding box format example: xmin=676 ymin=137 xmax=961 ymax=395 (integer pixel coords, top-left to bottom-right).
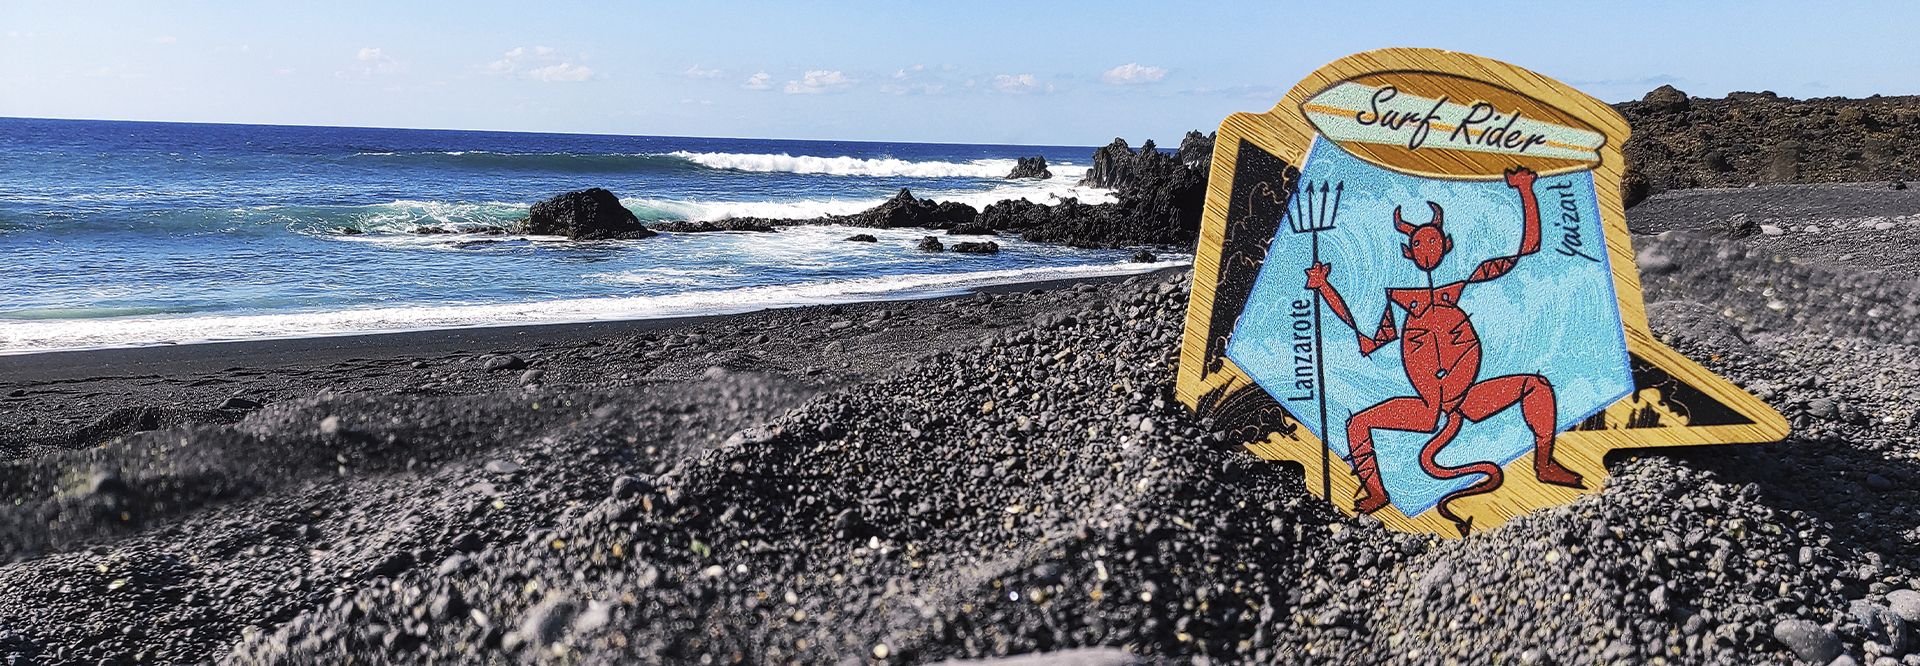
xmin=666 ymin=151 xmax=1017 ymax=178
xmin=0 ymin=260 xmax=1189 ymax=354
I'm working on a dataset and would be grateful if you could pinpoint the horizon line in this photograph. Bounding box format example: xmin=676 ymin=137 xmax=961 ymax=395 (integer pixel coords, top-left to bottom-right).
xmin=0 ymin=114 xmax=1160 ymax=150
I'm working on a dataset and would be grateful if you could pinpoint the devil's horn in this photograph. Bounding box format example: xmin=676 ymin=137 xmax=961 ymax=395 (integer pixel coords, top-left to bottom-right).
xmin=1427 ymin=201 xmax=1444 ymax=229
xmin=1393 ymin=206 xmax=1416 ymax=235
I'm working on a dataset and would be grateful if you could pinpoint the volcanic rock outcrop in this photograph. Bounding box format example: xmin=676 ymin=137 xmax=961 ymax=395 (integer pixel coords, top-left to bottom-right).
xmin=1617 ymin=86 xmax=1920 ymax=194
xmin=1006 ymin=156 xmax=1053 ymax=179
xmin=519 ymin=188 xmax=655 ymax=240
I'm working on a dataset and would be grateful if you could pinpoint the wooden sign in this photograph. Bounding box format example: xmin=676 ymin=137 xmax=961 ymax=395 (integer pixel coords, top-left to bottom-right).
xmin=1176 ymin=48 xmax=1788 ymax=537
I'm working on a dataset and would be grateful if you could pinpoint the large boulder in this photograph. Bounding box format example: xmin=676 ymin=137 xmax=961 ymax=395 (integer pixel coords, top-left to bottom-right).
xmin=843 ymin=189 xmax=977 ymax=229
xmin=1640 ymin=84 xmax=1691 ymax=113
xmin=950 ymin=241 xmax=999 ymax=254
xmin=1006 ymin=156 xmax=1052 ymax=179
xmin=520 ymin=188 xmax=655 ymax=240
xmin=1079 ymin=138 xmax=1135 ymax=188
xmin=1177 ymin=130 xmax=1215 ymax=172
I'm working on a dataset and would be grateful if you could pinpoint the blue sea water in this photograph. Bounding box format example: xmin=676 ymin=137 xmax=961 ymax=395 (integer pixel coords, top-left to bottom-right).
xmin=0 ymin=117 xmax=1170 ymax=353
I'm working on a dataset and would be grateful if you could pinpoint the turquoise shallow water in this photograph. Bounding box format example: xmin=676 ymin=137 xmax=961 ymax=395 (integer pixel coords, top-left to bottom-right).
xmin=0 ymin=118 xmax=1168 ymax=353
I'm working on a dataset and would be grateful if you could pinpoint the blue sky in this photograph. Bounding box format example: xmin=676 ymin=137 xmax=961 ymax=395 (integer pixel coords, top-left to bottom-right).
xmin=3 ymin=1 xmax=1916 ymax=146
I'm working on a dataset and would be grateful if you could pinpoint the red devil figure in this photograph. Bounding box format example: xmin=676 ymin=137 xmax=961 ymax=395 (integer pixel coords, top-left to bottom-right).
xmin=1303 ymin=166 xmax=1585 ymax=535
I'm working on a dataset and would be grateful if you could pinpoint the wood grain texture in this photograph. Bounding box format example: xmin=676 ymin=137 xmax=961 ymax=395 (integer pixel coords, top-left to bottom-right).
xmin=1176 ymin=48 xmax=1788 ymax=537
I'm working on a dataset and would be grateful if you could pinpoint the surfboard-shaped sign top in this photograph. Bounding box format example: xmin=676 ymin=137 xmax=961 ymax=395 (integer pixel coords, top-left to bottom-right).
xmin=1176 ymin=49 xmax=1788 ymax=537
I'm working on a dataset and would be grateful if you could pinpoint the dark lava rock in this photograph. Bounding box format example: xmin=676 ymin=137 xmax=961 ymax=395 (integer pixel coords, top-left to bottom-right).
xmin=977 ymin=198 xmax=1052 ymax=232
xmin=1848 ymin=600 xmax=1912 ymax=655
xmin=649 ymin=219 xmax=778 ymax=233
xmin=1704 ymin=150 xmax=1733 ymax=172
xmin=842 ymin=189 xmax=976 ymax=230
xmin=611 ymin=475 xmax=653 ymax=499
xmin=657 ymin=134 xmax=1214 ymax=249
xmin=947 ymin=221 xmax=997 ymax=236
xmin=1178 ymin=130 xmax=1215 ymax=172
xmin=1621 ymin=168 xmax=1652 ymax=209
xmin=972 ymin=136 xmax=1209 ymax=248
xmin=334 ymin=227 xmax=363 ymax=235
xmin=1641 ymin=84 xmax=1691 ymax=113
xmin=844 ymin=234 xmax=877 ymax=242
xmin=217 ymin=396 xmax=262 ymax=410
xmin=519 ymin=188 xmax=656 ymax=240
xmin=1717 ymin=213 xmax=1760 ymax=239
xmin=1080 ymin=138 xmax=1136 ymax=188
xmin=916 ymin=236 xmax=945 ymax=252
xmin=1771 ymin=619 xmax=1841 ymax=663
xmin=482 ymin=354 xmax=527 ymax=372
xmin=1006 ymin=156 xmax=1052 ymax=179
xmin=1617 ymin=88 xmax=1920 ymax=194
xmin=1130 ymin=250 xmax=1158 ymax=263
xmin=363 ymin=551 xmax=415 ymax=579
xmin=950 ymin=241 xmax=999 ymax=254
xmin=411 ymin=226 xmax=453 ymax=235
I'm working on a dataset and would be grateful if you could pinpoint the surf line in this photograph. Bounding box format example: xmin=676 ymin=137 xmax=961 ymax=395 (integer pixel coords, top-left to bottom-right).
xmin=1284 ymin=298 xmax=1319 ymax=403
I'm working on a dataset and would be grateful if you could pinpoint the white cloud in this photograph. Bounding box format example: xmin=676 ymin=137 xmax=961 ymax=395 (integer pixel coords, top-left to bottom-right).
xmin=742 ymin=71 xmax=772 ymax=90
xmin=153 ymin=35 xmax=177 ymax=45
xmin=1101 ymin=63 xmax=1167 ymax=85
xmin=684 ymin=65 xmax=724 ymax=79
xmin=784 ymin=69 xmax=855 ymax=94
xmin=528 ymin=62 xmax=593 ymax=82
xmin=881 ymin=64 xmax=943 ymax=95
xmin=992 ymin=73 xmax=1051 ymax=94
xmin=343 ymin=46 xmax=400 ymax=77
xmin=487 ymin=46 xmax=594 ymax=82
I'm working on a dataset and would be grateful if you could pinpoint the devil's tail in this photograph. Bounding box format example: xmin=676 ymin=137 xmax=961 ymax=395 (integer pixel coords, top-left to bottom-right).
xmin=1418 ymin=412 xmax=1504 ymax=536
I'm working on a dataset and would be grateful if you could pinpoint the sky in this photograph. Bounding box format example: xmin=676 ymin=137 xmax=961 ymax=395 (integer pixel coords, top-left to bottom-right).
xmin=4 ymin=1 xmax=1918 ymax=146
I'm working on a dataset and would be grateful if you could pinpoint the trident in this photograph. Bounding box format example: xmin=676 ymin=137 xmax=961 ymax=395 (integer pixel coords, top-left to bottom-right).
xmin=1286 ymin=180 xmax=1341 ymax=500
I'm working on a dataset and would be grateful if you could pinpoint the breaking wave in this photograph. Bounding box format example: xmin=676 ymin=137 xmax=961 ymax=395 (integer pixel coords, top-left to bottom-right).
xmin=665 ymin=151 xmax=1020 ymax=178
xmin=0 ymin=260 xmax=1189 ymax=354
xmin=347 ymin=150 xmax=1079 ymax=180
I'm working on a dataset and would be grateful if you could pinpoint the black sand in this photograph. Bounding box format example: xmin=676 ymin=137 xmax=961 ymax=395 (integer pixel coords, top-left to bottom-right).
xmin=2 ymin=187 xmax=1919 ymax=664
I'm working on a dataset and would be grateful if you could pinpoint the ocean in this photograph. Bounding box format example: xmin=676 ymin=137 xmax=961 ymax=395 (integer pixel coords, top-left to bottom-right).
xmin=0 ymin=117 xmax=1173 ymax=354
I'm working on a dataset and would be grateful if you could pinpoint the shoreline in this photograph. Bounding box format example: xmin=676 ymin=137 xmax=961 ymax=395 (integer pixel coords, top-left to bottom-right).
xmin=0 ymin=258 xmax=1188 ymax=362
xmin=0 ymin=265 xmax=1187 ymax=459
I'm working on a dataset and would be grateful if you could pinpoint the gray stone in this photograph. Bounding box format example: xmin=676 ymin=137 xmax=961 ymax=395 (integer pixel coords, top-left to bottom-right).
xmin=1889 ymin=589 xmax=1920 ymax=623
xmin=483 ymin=355 xmax=527 ymax=372
xmin=514 ymin=596 xmax=579 ymax=650
xmin=1774 ymin=619 xmax=1842 ymax=663
xmin=1849 ymin=600 xmax=1911 ymax=655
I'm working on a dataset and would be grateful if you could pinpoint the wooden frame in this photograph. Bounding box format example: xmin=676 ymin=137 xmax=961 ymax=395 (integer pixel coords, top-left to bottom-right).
xmin=1175 ymin=48 xmax=1788 ymax=537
